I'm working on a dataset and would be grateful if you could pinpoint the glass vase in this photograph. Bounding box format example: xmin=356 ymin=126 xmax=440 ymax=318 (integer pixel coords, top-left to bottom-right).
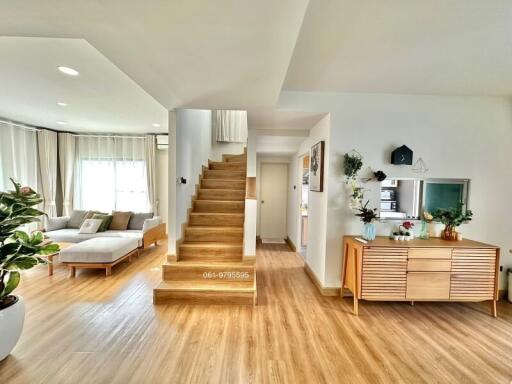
xmin=362 ymin=222 xmax=376 ymax=241
xmin=419 ymin=220 xmax=429 ymax=239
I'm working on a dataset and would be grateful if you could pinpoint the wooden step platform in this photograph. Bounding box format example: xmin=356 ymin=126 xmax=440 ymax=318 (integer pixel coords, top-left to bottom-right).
xmin=162 ymin=260 xmax=255 ymax=282
xmin=201 ymin=179 xmax=246 ymax=190
xmin=197 ymin=189 xmax=245 ymax=201
xmin=203 ymin=170 xmax=246 ymax=180
xmin=193 ymin=200 xmax=245 ymax=213
xmin=178 ymin=242 xmax=243 ymax=261
xmin=189 ymin=212 xmax=244 ymax=227
xmin=184 ymin=226 xmax=243 ymax=243
xmin=223 ymin=153 xmax=247 ymax=162
xmin=209 ymin=161 xmax=247 ymax=171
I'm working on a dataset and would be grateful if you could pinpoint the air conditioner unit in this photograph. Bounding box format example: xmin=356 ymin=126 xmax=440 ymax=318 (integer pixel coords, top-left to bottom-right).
xmin=156 ymin=135 xmax=168 ymax=150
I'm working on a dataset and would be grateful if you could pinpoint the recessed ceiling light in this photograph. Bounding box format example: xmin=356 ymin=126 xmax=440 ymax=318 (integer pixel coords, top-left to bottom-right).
xmin=56 ymin=121 xmax=67 ymax=125
xmin=57 ymin=66 xmax=79 ymax=76
xmin=57 ymin=102 xmax=68 ymax=107
xmin=152 ymin=123 xmax=161 ymax=127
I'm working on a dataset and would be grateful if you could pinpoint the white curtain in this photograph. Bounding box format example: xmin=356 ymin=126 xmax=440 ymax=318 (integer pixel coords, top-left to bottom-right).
xmin=0 ymin=121 xmax=38 ymax=192
xmin=58 ymin=132 xmax=76 ymax=216
xmin=214 ymin=110 xmax=248 ymax=143
xmin=37 ymin=129 xmax=58 ymax=217
xmin=144 ymin=135 xmax=158 ymax=215
xmin=74 ymin=135 xmax=150 ymax=213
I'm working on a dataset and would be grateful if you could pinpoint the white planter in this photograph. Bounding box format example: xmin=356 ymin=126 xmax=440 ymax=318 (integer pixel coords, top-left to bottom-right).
xmin=0 ymin=296 xmax=25 ymax=361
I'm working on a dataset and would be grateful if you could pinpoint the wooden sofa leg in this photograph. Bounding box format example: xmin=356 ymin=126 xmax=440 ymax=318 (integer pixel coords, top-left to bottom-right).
xmin=69 ymin=266 xmax=76 ymax=278
xmin=106 ymin=267 xmax=112 ymax=277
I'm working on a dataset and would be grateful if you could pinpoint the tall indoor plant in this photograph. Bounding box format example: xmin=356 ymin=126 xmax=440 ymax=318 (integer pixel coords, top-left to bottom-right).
xmin=0 ymin=179 xmax=59 ymax=360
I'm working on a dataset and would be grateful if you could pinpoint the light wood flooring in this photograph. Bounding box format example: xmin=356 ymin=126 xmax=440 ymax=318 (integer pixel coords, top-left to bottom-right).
xmin=1 ymin=241 xmax=512 ymax=383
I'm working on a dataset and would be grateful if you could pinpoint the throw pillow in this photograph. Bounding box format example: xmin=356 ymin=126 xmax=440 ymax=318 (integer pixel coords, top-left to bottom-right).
xmin=128 ymin=212 xmax=154 ymax=230
xmin=109 ymin=211 xmax=132 ymax=230
xmin=92 ymin=213 xmax=113 ymax=232
xmin=67 ymin=210 xmax=88 ymax=229
xmin=78 ymin=219 xmax=103 ymax=234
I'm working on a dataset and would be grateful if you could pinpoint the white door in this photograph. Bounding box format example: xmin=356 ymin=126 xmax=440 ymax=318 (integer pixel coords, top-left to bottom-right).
xmin=260 ymin=163 xmax=288 ymax=239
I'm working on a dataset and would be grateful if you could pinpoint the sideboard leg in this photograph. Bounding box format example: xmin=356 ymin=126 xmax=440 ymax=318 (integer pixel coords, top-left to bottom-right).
xmin=410 ymin=301 xmax=415 ymax=307
xmin=490 ymin=300 xmax=497 ymax=318
xmin=353 ymin=296 xmax=359 ymax=316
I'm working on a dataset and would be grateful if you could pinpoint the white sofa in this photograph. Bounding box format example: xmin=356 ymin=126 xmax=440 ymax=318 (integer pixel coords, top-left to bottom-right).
xmin=44 ymin=216 xmax=164 ymax=248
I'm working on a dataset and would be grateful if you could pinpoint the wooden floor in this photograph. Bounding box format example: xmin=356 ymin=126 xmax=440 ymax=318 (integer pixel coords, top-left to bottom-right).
xmin=1 ymin=242 xmax=512 ymax=383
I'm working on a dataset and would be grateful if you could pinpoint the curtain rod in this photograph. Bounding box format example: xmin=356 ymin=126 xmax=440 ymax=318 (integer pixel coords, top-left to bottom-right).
xmin=0 ymin=119 xmax=42 ymax=132
xmin=72 ymin=134 xmax=148 ymax=139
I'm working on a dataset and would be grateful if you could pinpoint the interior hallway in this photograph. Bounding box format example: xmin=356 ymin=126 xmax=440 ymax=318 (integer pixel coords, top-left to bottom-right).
xmin=1 ymin=242 xmax=511 ymax=383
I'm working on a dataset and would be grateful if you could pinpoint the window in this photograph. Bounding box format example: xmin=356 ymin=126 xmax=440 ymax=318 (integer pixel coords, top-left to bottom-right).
xmin=76 ymin=159 xmax=149 ymax=213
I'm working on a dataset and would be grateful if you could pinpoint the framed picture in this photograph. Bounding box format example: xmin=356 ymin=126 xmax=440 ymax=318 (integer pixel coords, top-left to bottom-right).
xmin=310 ymin=140 xmax=324 ymax=192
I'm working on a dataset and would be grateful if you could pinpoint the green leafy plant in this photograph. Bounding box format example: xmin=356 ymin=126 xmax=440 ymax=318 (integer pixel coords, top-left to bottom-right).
xmin=355 ymin=200 xmax=379 ymax=224
xmin=343 ymin=153 xmax=363 ymax=180
xmin=432 ymin=203 xmax=473 ymax=228
xmin=0 ymin=179 xmax=59 ymax=309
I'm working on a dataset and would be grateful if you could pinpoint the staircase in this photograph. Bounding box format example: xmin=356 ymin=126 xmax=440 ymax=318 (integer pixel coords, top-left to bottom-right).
xmin=153 ymin=152 xmax=257 ymax=305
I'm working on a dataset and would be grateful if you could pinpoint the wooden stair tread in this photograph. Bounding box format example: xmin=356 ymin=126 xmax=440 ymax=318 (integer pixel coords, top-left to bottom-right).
xmin=189 ymin=212 xmax=244 ymax=217
xmin=155 ymin=280 xmax=255 ymax=292
xmin=194 ymin=199 xmax=245 ymax=204
xmin=165 ymin=260 xmax=254 ymax=267
xmin=180 ymin=242 xmax=243 ymax=248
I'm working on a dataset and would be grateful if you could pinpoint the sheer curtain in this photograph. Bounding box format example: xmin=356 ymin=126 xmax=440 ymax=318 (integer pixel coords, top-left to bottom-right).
xmin=144 ymin=135 xmax=158 ymax=215
xmin=74 ymin=136 xmax=150 ymax=213
xmin=0 ymin=121 xmax=38 ymax=192
xmin=214 ymin=110 xmax=248 ymax=143
xmin=58 ymin=132 xmax=76 ymax=216
xmin=37 ymin=129 xmax=58 ymax=216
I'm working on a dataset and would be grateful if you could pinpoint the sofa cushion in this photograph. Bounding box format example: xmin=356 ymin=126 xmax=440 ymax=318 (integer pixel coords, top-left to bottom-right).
xmin=45 ymin=216 xmax=69 ymax=231
xmin=78 ymin=219 xmax=103 ymax=234
xmin=59 ymin=237 xmax=139 ymax=264
xmin=92 ymin=213 xmax=113 ymax=232
xmin=128 ymin=212 xmax=153 ymax=230
xmin=45 ymin=228 xmax=144 ymax=246
xmin=67 ymin=210 xmax=88 ymax=229
xmin=109 ymin=211 xmax=132 ymax=230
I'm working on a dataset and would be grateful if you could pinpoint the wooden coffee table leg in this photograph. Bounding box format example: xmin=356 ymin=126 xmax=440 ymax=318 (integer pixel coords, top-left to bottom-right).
xmin=69 ymin=266 xmax=76 ymax=278
xmin=48 ymin=254 xmax=54 ymax=276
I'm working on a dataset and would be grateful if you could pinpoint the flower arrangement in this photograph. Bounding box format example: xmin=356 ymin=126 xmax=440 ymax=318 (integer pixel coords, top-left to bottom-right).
xmin=355 ymin=200 xmax=379 ymax=223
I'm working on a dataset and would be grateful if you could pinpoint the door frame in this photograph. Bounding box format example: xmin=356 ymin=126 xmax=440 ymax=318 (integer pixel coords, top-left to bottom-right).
xmin=297 ymin=152 xmax=309 ymax=257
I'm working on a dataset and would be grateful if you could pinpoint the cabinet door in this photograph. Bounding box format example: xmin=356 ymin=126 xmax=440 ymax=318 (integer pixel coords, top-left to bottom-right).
xmin=406 ymin=272 xmax=450 ymax=300
xmin=362 ymin=247 xmax=407 ymax=300
xmin=450 ymin=249 xmax=497 ymax=301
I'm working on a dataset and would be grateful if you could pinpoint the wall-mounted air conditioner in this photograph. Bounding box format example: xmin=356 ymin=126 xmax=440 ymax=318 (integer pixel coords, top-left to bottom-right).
xmin=156 ymin=135 xmax=168 ymax=150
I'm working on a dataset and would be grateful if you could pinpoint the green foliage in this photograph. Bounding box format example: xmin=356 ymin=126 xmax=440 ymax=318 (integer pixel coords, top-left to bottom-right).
xmin=432 ymin=203 xmax=473 ymax=228
xmin=343 ymin=153 xmax=363 ymax=179
xmin=355 ymin=200 xmax=379 ymax=224
xmin=0 ymin=179 xmax=59 ymax=304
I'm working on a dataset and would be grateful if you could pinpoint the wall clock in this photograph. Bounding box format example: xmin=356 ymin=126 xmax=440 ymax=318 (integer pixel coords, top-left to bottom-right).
xmin=391 ymin=145 xmax=413 ymax=165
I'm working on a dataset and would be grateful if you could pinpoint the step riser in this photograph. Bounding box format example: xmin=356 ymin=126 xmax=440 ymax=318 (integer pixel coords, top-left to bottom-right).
xmin=189 ymin=214 xmax=244 ymax=227
xmin=185 ymin=230 xmax=243 ymax=243
xmin=179 ymin=246 xmax=243 ymax=261
xmin=209 ymin=162 xmax=246 ymax=171
xmin=154 ymin=290 xmax=255 ymax=305
xmin=194 ymin=201 xmax=245 ymax=213
xmin=197 ymin=190 xmax=245 ymax=201
xmin=201 ymin=179 xmax=245 ymax=190
xmin=163 ymin=266 xmax=254 ymax=282
xmin=224 ymin=154 xmax=247 ymax=163
xmin=203 ymin=170 xmax=245 ymax=180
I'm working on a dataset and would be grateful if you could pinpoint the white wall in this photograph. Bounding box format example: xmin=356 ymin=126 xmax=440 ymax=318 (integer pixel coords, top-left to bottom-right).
xmin=280 ymin=91 xmax=512 ymax=288
xmin=156 ymin=149 xmax=168 ymax=231
xmin=167 ymin=110 xmax=177 ymax=256
xmin=244 ymin=129 xmax=257 ymax=257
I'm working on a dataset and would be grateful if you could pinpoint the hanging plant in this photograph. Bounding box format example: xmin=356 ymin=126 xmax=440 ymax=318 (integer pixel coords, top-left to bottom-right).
xmin=343 ymin=152 xmax=363 ymax=180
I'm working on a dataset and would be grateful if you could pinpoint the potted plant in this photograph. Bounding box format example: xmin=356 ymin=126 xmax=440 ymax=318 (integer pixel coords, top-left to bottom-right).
xmin=0 ymin=179 xmax=59 ymax=361
xmin=355 ymin=200 xmax=379 ymax=241
xmin=432 ymin=203 xmax=473 ymax=241
xmin=399 ymin=221 xmax=415 ymax=240
xmin=392 ymin=231 xmax=399 ymax=241
xmin=343 ymin=152 xmax=363 ymax=180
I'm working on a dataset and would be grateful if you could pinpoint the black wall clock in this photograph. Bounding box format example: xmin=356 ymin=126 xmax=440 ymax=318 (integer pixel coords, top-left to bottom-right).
xmin=391 ymin=145 xmax=413 ymax=165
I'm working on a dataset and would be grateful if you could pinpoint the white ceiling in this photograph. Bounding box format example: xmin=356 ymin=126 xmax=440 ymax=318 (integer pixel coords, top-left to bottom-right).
xmin=256 ymin=134 xmax=307 ymax=156
xmin=248 ymin=109 xmax=326 ymax=131
xmin=0 ymin=37 xmax=167 ymax=133
xmin=0 ymin=0 xmax=309 ymax=111
xmin=284 ymin=0 xmax=512 ymax=96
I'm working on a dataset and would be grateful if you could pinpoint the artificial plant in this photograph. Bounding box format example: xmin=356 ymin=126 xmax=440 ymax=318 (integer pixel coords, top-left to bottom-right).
xmin=355 ymin=200 xmax=379 ymax=223
xmin=343 ymin=152 xmax=363 ymax=180
xmin=432 ymin=203 xmax=473 ymax=228
xmin=0 ymin=179 xmax=59 ymax=309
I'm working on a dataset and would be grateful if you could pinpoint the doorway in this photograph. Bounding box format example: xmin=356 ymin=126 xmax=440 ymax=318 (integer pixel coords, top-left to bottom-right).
xmin=299 ymin=154 xmax=309 ymax=257
xmin=260 ymin=163 xmax=288 ymax=241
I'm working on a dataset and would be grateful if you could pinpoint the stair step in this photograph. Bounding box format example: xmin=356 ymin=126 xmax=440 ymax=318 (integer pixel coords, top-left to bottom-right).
xmin=189 ymin=212 xmax=244 ymax=227
xmin=162 ymin=261 xmax=255 ymax=282
xmin=203 ymin=170 xmax=245 ymax=180
xmin=194 ymin=200 xmax=245 ymax=213
xmin=197 ymin=189 xmax=245 ymax=201
xmin=153 ymin=280 xmax=256 ymax=305
xmin=209 ymin=161 xmax=246 ymax=171
xmin=179 ymin=242 xmax=243 ymax=261
xmin=201 ymin=179 xmax=246 ymax=190
xmin=224 ymin=154 xmax=247 ymax=163
xmin=185 ymin=226 xmax=243 ymax=243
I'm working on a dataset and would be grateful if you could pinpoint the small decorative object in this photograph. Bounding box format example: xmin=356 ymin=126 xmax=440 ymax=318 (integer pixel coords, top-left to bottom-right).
xmin=0 ymin=179 xmax=59 ymax=360
xmin=348 ymin=179 xmax=365 ymax=210
xmin=432 ymin=203 xmax=473 ymax=241
xmin=343 ymin=150 xmax=363 ymax=180
xmin=310 ymin=141 xmax=325 ymax=192
xmin=412 ymin=157 xmax=429 ymax=173
xmin=361 ymin=168 xmax=387 ymax=183
xmin=419 ymin=211 xmax=433 ymax=239
xmin=391 ymin=145 xmax=413 ymax=165
xmin=373 ymin=170 xmax=387 ymax=182
xmin=392 ymin=232 xmax=399 ymax=241
xmin=400 ymin=221 xmax=415 ymax=239
xmin=355 ymin=200 xmax=379 ymax=241
xmin=405 ymin=231 xmax=412 ymax=241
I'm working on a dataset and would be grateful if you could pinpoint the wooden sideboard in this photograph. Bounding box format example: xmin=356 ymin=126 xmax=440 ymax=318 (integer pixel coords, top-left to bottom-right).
xmin=341 ymin=236 xmax=500 ymax=317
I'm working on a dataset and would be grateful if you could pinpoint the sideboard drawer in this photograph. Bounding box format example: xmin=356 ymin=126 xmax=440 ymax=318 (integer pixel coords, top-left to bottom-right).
xmin=408 ymin=248 xmax=452 ymax=259
xmin=406 ymin=272 xmax=450 ymax=300
xmin=407 ymin=259 xmax=451 ymax=272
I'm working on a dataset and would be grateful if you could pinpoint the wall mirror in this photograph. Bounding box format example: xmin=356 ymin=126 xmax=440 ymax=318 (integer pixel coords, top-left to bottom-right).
xmin=379 ymin=178 xmax=470 ymax=220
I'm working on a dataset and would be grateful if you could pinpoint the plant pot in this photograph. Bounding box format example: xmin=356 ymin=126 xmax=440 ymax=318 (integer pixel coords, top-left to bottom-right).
xmin=362 ymin=222 xmax=376 ymax=241
xmin=0 ymin=296 xmax=25 ymax=361
xmin=393 ymin=235 xmax=399 ymax=241
xmin=405 ymin=235 xmax=411 ymax=241
xmin=399 ymin=235 xmax=405 ymax=241
xmin=441 ymin=225 xmax=458 ymax=241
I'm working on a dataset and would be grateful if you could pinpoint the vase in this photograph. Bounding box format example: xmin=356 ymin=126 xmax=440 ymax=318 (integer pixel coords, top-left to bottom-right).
xmin=419 ymin=220 xmax=429 ymax=239
xmin=0 ymin=296 xmax=25 ymax=361
xmin=362 ymin=223 xmax=376 ymax=241
xmin=441 ymin=225 xmax=458 ymax=241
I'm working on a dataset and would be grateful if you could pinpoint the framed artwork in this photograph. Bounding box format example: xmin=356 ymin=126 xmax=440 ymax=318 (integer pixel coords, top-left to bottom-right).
xmin=310 ymin=140 xmax=324 ymax=192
